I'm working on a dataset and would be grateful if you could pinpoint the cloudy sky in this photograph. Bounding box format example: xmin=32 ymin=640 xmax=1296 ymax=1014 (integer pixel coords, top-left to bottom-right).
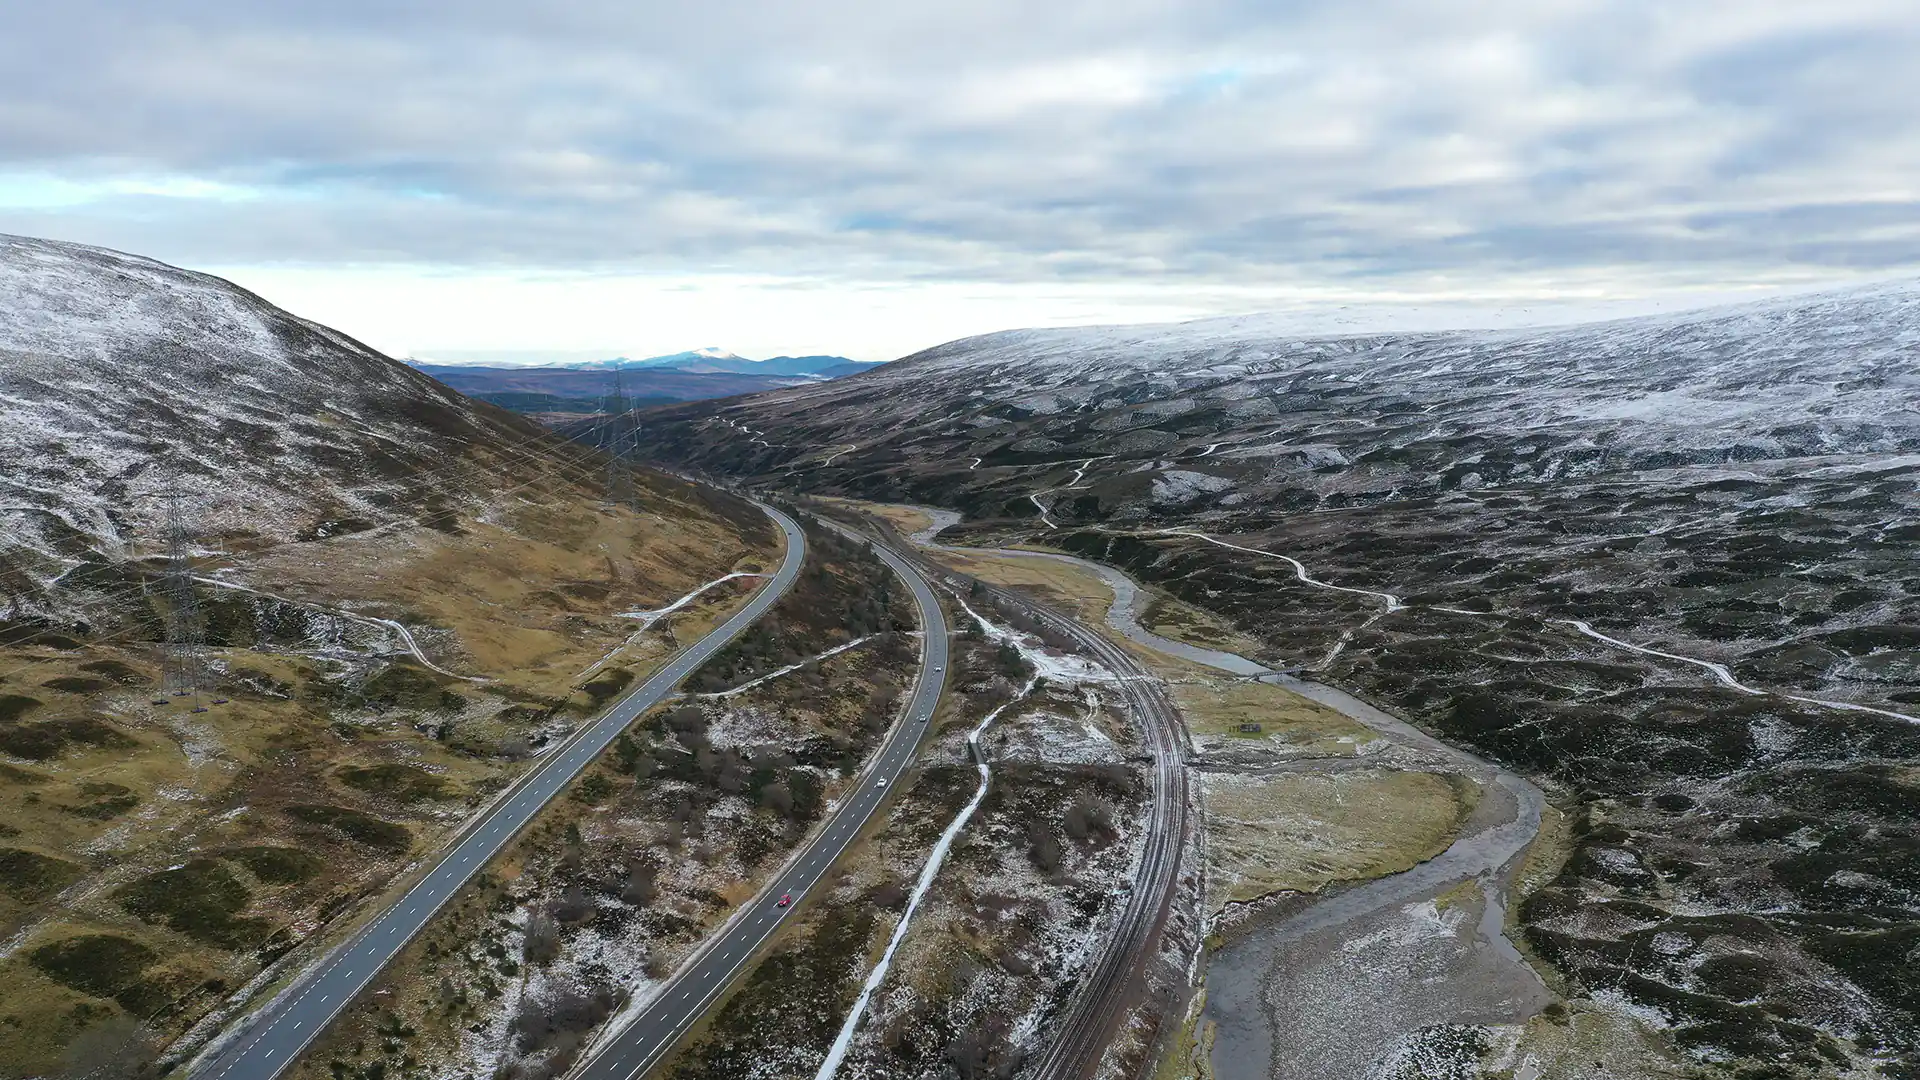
xmin=3 ymin=0 xmax=1918 ymax=361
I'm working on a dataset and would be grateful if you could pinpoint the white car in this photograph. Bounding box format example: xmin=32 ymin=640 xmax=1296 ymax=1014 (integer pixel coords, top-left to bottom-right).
xmin=877 ymin=778 xmax=888 ymax=788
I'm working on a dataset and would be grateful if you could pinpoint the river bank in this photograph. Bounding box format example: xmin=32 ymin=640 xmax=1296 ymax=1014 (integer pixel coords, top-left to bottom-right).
xmin=894 ymin=503 xmax=1558 ymax=1079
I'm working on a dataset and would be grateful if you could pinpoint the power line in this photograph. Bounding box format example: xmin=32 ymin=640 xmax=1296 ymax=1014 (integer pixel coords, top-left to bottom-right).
xmin=157 ymin=483 xmax=210 ymax=710
xmin=604 ymin=368 xmax=638 ymax=511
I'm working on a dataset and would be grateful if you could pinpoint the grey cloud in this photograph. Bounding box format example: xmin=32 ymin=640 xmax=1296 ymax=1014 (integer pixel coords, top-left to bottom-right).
xmin=1 ymin=0 xmax=1918 ymax=290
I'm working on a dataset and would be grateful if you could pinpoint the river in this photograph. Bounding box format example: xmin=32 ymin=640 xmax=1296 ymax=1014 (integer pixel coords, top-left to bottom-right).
xmin=904 ymin=506 xmax=1554 ymax=1079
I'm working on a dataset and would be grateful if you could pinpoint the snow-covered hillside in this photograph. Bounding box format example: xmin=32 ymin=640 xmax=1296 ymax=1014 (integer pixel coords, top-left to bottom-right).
xmin=0 ymin=234 xmax=553 ymax=624
xmin=636 ymin=280 xmax=1920 ymax=1076
xmin=656 ymin=277 xmax=1920 ymax=478
xmin=641 ymin=276 xmax=1920 ymax=710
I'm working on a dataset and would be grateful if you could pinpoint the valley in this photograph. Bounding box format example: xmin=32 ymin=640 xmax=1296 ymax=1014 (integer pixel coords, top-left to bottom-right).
xmin=0 ymin=237 xmax=784 ymax=1080
xmin=629 ymin=284 xmax=1920 ymax=1079
xmin=4 ymin=230 xmax=1916 ymax=1080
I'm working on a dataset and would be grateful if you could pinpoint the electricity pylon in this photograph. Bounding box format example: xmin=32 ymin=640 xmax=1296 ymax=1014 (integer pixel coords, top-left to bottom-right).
xmin=604 ymin=367 xmax=640 ymax=510
xmin=159 ymin=486 xmax=209 ymax=704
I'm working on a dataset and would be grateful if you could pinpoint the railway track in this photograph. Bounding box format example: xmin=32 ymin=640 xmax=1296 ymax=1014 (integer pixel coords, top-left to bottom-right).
xmin=871 ymin=526 xmax=1192 ymax=1080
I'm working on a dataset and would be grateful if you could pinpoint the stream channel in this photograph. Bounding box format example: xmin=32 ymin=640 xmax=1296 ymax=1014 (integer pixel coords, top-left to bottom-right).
xmin=906 ymin=507 xmax=1554 ymax=1079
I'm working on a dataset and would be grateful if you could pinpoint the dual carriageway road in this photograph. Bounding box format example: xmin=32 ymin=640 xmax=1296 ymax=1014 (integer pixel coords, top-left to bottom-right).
xmin=198 ymin=493 xmax=1165 ymax=1080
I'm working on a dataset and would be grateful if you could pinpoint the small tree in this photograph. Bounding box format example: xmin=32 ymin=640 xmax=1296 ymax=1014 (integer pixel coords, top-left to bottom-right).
xmin=522 ymin=910 xmax=560 ymax=964
xmin=621 ymin=862 xmax=656 ymax=906
xmin=759 ymin=780 xmax=794 ymax=816
xmin=552 ymin=883 xmax=594 ymax=924
xmin=1027 ymin=821 xmax=1062 ymax=875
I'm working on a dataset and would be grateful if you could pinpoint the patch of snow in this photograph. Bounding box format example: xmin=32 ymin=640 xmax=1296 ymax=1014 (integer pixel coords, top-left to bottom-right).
xmin=1587 ymin=986 xmax=1673 ymax=1031
xmin=1150 ymin=470 xmax=1235 ymax=505
xmin=693 ymin=636 xmax=874 ymax=698
xmin=814 ymin=678 xmax=1038 ymax=1079
xmin=956 ymin=598 xmax=1121 ymax=685
xmin=612 ymin=571 xmax=764 ymax=627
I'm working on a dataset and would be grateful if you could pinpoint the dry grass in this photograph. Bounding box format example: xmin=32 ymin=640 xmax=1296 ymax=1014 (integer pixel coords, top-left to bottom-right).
xmin=928 ymin=548 xmax=1115 ymax=627
xmin=905 ymin=540 xmax=1257 ymax=689
xmin=1137 ymin=595 xmax=1265 ymax=658
xmin=1147 ymin=990 xmax=1212 ymax=1080
xmin=1503 ymin=801 xmax=1575 ymax=994
xmin=1500 ymin=1000 xmax=1702 ymax=1079
xmin=279 ymin=532 xmax=913 ymax=1080
xmin=834 ymin=500 xmax=934 ymax=539
xmin=0 ymin=490 xmax=777 ymax=1078
xmin=1200 ymin=768 xmax=1478 ymax=908
xmin=1171 ymin=678 xmax=1373 ymax=750
xmin=234 ymin=501 xmax=766 ymax=700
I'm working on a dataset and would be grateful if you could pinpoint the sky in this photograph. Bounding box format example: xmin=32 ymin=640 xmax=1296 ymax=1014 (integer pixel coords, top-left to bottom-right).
xmin=2 ymin=0 xmax=1918 ymax=362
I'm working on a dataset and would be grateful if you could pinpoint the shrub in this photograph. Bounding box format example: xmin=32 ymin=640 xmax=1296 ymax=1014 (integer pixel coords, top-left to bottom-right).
xmin=666 ymin=705 xmax=706 ymax=741
xmin=1027 ymin=822 xmax=1062 ymax=874
xmin=0 ymin=694 xmax=40 ymax=723
xmin=552 ymin=884 xmax=595 ymax=924
xmin=522 ymin=911 xmax=560 ymax=965
xmin=224 ymin=846 xmax=326 ymax=885
xmin=512 ymin=984 xmax=618 ymax=1054
xmin=579 ymin=670 xmax=635 ymax=710
xmin=337 ymin=763 xmax=455 ymax=803
xmin=285 ymin=805 xmax=413 ymax=852
xmin=29 ymin=934 xmax=157 ymax=1000
xmin=359 ymin=664 xmax=453 ymax=711
xmin=67 ymin=781 xmax=140 ymax=820
xmin=1063 ymin=795 xmax=1117 ymax=845
xmin=116 ymin=858 xmax=270 ymax=950
xmin=571 ymin=771 xmax=616 ymax=805
xmin=79 ymin=660 xmax=142 ymax=683
xmin=41 ymin=677 xmax=112 ymax=695
xmin=758 ymin=780 xmax=794 ymax=816
xmin=620 ymin=862 xmax=656 ymax=907
xmin=0 ymin=847 xmax=84 ymax=901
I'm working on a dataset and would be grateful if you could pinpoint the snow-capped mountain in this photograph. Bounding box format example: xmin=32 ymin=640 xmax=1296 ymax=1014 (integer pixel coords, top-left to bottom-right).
xmin=633 ymin=277 xmax=1920 ymax=1075
xmin=562 ymin=351 xmax=869 ymax=377
xmin=412 ymin=350 xmax=871 ymax=377
xmin=405 ymin=351 xmax=879 ymax=417
xmin=0 ymin=234 xmax=603 ymax=626
xmin=569 ymin=347 xmax=746 ymax=371
xmin=643 ymin=278 xmax=1920 ymax=482
xmin=638 ymin=280 xmax=1920 ymax=700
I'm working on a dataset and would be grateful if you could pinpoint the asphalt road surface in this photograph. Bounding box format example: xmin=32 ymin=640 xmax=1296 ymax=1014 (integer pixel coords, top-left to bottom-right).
xmin=190 ymin=501 xmax=808 ymax=1080
xmin=571 ymin=520 xmax=949 ymax=1080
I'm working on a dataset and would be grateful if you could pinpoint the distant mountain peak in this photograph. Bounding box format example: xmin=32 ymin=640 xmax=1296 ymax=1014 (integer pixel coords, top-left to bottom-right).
xmin=401 ymin=347 xmax=887 ymax=417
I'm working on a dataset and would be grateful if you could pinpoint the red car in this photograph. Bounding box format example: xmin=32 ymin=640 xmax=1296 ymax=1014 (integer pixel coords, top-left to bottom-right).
xmin=777 ymin=893 xmax=792 ymax=908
